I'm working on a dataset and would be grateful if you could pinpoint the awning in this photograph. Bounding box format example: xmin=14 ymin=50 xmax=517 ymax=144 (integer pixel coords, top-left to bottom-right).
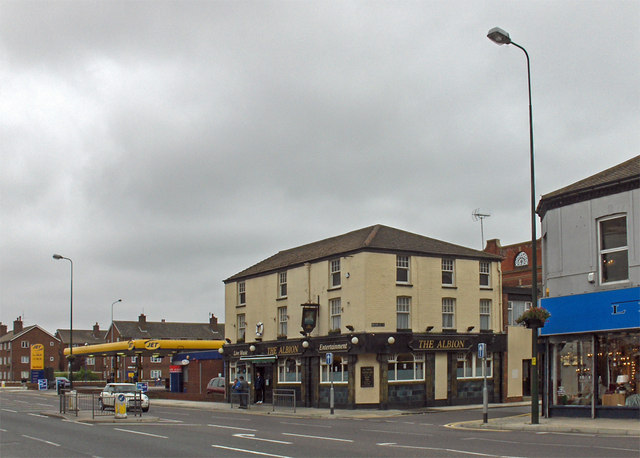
xmin=239 ymin=355 xmax=277 ymax=363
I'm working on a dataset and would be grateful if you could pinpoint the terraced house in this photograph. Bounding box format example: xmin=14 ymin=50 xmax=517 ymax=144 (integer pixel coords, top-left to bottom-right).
xmin=222 ymin=224 xmax=508 ymax=409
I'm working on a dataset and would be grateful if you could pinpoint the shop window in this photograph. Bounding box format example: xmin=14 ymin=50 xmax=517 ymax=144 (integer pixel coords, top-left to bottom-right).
xmin=278 ymin=357 xmax=301 ymax=383
xmin=388 ymin=353 xmax=424 ymax=381
xmin=457 ymin=352 xmax=492 ymax=379
xmin=320 ymin=354 xmax=348 ymax=383
xmin=598 ymin=215 xmax=628 ymax=284
xmin=552 ymin=337 xmax=594 ymax=406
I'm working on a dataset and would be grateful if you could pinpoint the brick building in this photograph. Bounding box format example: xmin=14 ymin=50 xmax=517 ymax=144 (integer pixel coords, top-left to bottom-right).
xmin=55 ymin=323 xmax=109 ymax=378
xmin=0 ymin=317 xmax=62 ymax=382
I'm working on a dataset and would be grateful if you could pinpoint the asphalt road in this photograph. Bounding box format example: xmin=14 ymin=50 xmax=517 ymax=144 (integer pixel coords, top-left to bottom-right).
xmin=1 ymin=391 xmax=638 ymax=457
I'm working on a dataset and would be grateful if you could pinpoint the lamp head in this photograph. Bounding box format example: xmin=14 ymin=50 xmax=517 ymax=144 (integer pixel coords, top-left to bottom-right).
xmin=487 ymin=27 xmax=511 ymax=45
xmin=53 ymin=254 xmax=63 ymax=260
xmin=345 ymin=325 xmax=354 ymax=332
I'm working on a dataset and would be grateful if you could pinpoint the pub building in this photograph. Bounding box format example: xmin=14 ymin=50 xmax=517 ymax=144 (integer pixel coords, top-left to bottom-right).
xmin=221 ymin=225 xmax=522 ymax=409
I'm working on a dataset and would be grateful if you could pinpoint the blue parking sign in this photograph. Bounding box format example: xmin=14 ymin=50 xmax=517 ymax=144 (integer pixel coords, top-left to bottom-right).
xmin=326 ymin=352 xmax=333 ymax=365
xmin=478 ymin=343 xmax=486 ymax=359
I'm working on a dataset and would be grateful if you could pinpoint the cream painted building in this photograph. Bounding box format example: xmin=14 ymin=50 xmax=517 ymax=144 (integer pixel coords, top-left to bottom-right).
xmin=222 ymin=225 xmax=508 ymax=409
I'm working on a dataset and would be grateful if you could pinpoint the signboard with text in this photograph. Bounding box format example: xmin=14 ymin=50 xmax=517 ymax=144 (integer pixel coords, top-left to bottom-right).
xmin=30 ymin=344 xmax=44 ymax=370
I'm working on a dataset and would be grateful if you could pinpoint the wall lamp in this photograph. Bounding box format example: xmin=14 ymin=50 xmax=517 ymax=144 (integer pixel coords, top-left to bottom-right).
xmin=249 ymin=345 xmax=256 ymax=352
xmin=426 ymin=326 xmax=434 ymax=332
xmin=302 ymin=340 xmax=309 ymax=348
xmin=467 ymin=326 xmax=475 ymax=332
xmin=387 ymin=336 xmax=395 ymax=345
xmin=351 ymin=336 xmax=359 ymax=345
xmin=345 ymin=325 xmax=355 ymax=332
xmin=225 ymin=338 xmax=232 ymax=344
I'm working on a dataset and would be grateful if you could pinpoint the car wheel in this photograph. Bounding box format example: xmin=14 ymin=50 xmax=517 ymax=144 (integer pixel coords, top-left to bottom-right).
xmin=142 ymin=407 xmax=149 ymax=412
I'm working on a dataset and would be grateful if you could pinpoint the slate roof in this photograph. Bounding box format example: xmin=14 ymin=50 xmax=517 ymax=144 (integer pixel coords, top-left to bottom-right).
xmin=537 ymin=155 xmax=639 ymax=217
xmin=0 ymin=325 xmax=38 ymax=343
xmin=112 ymin=320 xmax=224 ymax=340
xmin=225 ymin=224 xmax=502 ymax=283
xmin=56 ymin=329 xmax=108 ymax=346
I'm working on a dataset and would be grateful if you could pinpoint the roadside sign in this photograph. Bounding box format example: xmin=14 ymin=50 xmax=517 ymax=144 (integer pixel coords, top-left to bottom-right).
xmin=136 ymin=382 xmax=148 ymax=393
xmin=115 ymin=393 xmax=127 ymax=418
xmin=326 ymin=352 xmax=333 ymax=365
xmin=38 ymin=379 xmax=48 ymax=390
xmin=478 ymin=343 xmax=486 ymax=359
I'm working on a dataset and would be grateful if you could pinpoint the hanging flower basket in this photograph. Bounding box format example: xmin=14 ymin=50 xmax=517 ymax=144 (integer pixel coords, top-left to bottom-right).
xmin=516 ymin=306 xmax=550 ymax=328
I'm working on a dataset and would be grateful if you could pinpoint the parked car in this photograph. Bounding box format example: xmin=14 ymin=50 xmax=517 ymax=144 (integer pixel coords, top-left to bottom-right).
xmin=55 ymin=377 xmax=71 ymax=390
xmin=206 ymin=377 xmax=226 ymax=394
xmin=98 ymin=383 xmax=150 ymax=412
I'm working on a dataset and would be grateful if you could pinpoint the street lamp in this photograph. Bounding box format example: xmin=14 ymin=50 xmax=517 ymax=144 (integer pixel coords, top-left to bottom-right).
xmin=53 ymin=254 xmax=74 ymax=390
xmin=487 ymin=26 xmax=540 ymax=424
xmin=111 ymin=299 xmax=122 ymax=382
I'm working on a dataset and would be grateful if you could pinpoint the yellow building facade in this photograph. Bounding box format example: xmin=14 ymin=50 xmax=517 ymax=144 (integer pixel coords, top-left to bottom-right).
xmin=223 ymin=225 xmax=509 ymax=409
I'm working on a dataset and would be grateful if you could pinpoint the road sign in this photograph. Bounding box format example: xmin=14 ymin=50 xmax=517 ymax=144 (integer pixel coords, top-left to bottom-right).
xmin=478 ymin=343 xmax=486 ymax=359
xmin=326 ymin=352 xmax=333 ymax=365
xmin=38 ymin=379 xmax=48 ymax=390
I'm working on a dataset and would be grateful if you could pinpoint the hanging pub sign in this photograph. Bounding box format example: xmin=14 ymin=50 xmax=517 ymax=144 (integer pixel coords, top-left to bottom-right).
xmin=300 ymin=302 xmax=320 ymax=335
xmin=409 ymin=337 xmax=472 ymax=351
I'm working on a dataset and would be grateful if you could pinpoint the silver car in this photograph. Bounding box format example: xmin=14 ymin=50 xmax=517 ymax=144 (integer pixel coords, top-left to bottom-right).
xmin=99 ymin=383 xmax=150 ymax=412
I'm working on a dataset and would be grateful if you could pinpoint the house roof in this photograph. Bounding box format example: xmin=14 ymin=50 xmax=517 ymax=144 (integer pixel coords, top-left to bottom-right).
xmin=56 ymin=329 xmax=108 ymax=346
xmin=537 ymin=155 xmax=639 ymax=218
xmin=0 ymin=325 xmax=59 ymax=343
xmin=112 ymin=320 xmax=224 ymax=341
xmin=225 ymin=224 xmax=502 ymax=283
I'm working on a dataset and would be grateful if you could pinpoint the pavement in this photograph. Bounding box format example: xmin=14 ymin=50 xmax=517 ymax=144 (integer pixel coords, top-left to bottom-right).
xmin=4 ymin=386 xmax=639 ymax=436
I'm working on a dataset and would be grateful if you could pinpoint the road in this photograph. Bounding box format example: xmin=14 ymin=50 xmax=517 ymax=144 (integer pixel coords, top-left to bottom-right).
xmin=1 ymin=390 xmax=638 ymax=457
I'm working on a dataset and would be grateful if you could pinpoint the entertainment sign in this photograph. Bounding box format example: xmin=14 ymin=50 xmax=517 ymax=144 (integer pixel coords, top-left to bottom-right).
xmin=409 ymin=337 xmax=472 ymax=351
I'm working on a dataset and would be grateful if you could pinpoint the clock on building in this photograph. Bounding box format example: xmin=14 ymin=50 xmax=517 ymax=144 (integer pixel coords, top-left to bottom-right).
xmin=514 ymin=251 xmax=529 ymax=267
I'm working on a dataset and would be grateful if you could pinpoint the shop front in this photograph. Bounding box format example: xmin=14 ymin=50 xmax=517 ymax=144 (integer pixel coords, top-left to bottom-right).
xmin=541 ymin=287 xmax=640 ymax=418
xmin=223 ymin=332 xmax=506 ymax=409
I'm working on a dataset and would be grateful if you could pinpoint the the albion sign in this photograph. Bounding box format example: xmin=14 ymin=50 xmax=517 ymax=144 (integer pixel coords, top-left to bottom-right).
xmin=409 ymin=337 xmax=472 ymax=351
xmin=266 ymin=343 xmax=301 ymax=356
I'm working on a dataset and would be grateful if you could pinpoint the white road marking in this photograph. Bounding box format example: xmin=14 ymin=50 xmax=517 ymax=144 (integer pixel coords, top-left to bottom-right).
xmin=362 ymin=428 xmax=432 ymax=437
xmin=22 ymin=434 xmax=60 ymax=447
xmin=376 ymin=442 xmax=512 ymax=457
xmin=35 ymin=403 xmax=55 ymax=407
xmin=159 ymin=418 xmax=184 ymax=423
xmin=1 ymin=408 xmax=17 ymax=413
xmin=212 ymin=444 xmax=292 ymax=457
xmin=233 ymin=433 xmax=293 ymax=445
xmin=0 ymin=428 xmax=7 ymax=432
xmin=279 ymin=421 xmax=332 ymax=428
xmin=282 ymin=432 xmax=353 ymax=442
xmin=28 ymin=413 xmax=48 ymax=418
xmin=208 ymin=424 xmax=257 ymax=431
xmin=114 ymin=428 xmax=168 ymax=438
xmin=471 ymin=436 xmax=639 ymax=453
xmin=14 ymin=400 xmax=28 ymax=404
xmin=62 ymin=419 xmax=94 ymax=426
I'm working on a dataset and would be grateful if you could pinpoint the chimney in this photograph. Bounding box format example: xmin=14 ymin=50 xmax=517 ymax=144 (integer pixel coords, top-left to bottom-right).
xmin=209 ymin=314 xmax=218 ymax=329
xmin=93 ymin=322 xmax=100 ymax=337
xmin=138 ymin=313 xmax=147 ymax=330
xmin=161 ymin=319 xmax=166 ymax=324
xmin=0 ymin=322 xmax=7 ymax=337
xmin=13 ymin=317 xmax=23 ymax=334
xmin=484 ymin=239 xmax=501 ymax=254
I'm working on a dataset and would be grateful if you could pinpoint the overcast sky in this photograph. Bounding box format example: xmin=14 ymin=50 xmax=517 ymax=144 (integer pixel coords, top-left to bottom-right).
xmin=1 ymin=1 xmax=638 ymax=335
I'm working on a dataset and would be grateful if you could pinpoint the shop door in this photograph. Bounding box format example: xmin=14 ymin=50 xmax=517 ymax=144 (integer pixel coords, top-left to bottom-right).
xmin=522 ymin=360 xmax=531 ymax=397
xmin=258 ymin=364 xmax=274 ymax=404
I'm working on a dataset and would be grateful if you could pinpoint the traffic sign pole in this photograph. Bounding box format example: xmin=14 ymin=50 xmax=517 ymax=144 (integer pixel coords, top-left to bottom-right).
xmin=326 ymin=353 xmax=334 ymax=415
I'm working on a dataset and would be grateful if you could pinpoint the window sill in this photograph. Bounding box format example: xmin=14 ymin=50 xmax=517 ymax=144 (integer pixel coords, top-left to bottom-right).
xmin=396 ymin=328 xmax=412 ymax=333
xmin=480 ymin=287 xmax=493 ymax=291
xmin=388 ymin=379 xmax=426 ymax=384
xmin=236 ymin=304 xmax=246 ymax=308
xmin=442 ymin=285 xmax=457 ymax=289
xmin=441 ymin=329 xmax=457 ymax=334
xmin=327 ymin=286 xmax=342 ymax=292
xmin=277 ymin=335 xmax=288 ymax=340
xmin=396 ymin=283 xmax=413 ymax=288
xmin=276 ymin=297 xmax=287 ymax=302
xmin=320 ymin=381 xmax=348 ymax=385
xmin=479 ymin=329 xmax=494 ymax=333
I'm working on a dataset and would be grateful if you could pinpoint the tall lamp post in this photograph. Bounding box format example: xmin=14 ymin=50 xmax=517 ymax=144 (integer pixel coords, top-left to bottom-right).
xmin=487 ymin=27 xmax=539 ymax=424
xmin=111 ymin=299 xmax=122 ymax=382
xmin=53 ymin=254 xmax=74 ymax=390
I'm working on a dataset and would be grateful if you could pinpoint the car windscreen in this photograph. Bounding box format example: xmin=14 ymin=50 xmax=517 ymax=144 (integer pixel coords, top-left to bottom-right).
xmin=112 ymin=385 xmax=137 ymax=393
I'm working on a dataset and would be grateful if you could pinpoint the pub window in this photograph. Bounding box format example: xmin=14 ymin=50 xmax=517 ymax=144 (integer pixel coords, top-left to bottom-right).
xmin=396 ymin=296 xmax=411 ymax=330
xmin=277 ymin=306 xmax=288 ymax=336
xmin=237 ymin=314 xmax=246 ymax=341
xmin=442 ymin=258 xmax=455 ymax=286
xmin=278 ymin=271 xmax=287 ymax=298
xmin=396 ymin=255 xmax=410 ymax=283
xmin=320 ymin=354 xmax=348 ymax=383
xmin=238 ymin=281 xmax=246 ymax=305
xmin=442 ymin=298 xmax=455 ymax=329
xmin=479 ymin=261 xmax=491 ymax=287
xmin=329 ymin=259 xmax=341 ymax=288
xmin=457 ymin=352 xmax=492 ymax=379
xmin=330 ymin=298 xmax=341 ymax=331
xmin=479 ymin=299 xmax=491 ymax=331
xmin=278 ymin=356 xmax=301 ymax=383
xmin=388 ymin=353 xmax=425 ymax=382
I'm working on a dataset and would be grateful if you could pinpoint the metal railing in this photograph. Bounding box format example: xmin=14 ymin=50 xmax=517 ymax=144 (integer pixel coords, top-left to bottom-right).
xmin=59 ymin=391 xmax=144 ymax=418
xmin=272 ymin=389 xmax=296 ymax=413
xmin=230 ymin=390 xmax=250 ymax=409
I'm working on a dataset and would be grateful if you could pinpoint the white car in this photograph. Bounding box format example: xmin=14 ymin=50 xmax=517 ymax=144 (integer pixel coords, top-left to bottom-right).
xmin=99 ymin=383 xmax=150 ymax=412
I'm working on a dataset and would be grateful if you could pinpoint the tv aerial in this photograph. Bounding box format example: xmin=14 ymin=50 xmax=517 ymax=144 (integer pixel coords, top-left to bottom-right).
xmin=472 ymin=209 xmax=491 ymax=249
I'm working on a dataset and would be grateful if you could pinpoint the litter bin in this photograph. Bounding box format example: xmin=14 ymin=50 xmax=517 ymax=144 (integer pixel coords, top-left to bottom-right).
xmin=67 ymin=390 xmax=77 ymax=412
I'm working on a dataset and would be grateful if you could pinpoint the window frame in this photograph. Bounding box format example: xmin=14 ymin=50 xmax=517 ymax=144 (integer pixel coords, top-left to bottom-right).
xmin=237 ymin=314 xmax=246 ymax=341
xmin=479 ymin=261 xmax=491 ymax=288
xmin=479 ymin=299 xmax=491 ymax=331
xmin=320 ymin=354 xmax=348 ymax=384
xmin=277 ymin=306 xmax=288 ymax=336
xmin=598 ymin=215 xmax=629 ymax=285
xmin=238 ymin=281 xmax=246 ymax=306
xmin=442 ymin=258 xmax=455 ymax=286
xmin=396 ymin=255 xmax=410 ymax=284
xmin=278 ymin=356 xmax=302 ymax=383
xmin=442 ymin=298 xmax=456 ymax=330
xmin=329 ymin=259 xmax=341 ymax=288
xmin=21 ymin=341 xmax=29 ymax=348
xmin=329 ymin=298 xmax=341 ymax=331
xmin=457 ymin=352 xmax=493 ymax=379
xmin=278 ymin=271 xmax=287 ymax=298
xmin=21 ymin=355 xmax=29 ymax=364
xmin=396 ymin=296 xmax=411 ymax=330
xmin=388 ymin=353 xmax=425 ymax=382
